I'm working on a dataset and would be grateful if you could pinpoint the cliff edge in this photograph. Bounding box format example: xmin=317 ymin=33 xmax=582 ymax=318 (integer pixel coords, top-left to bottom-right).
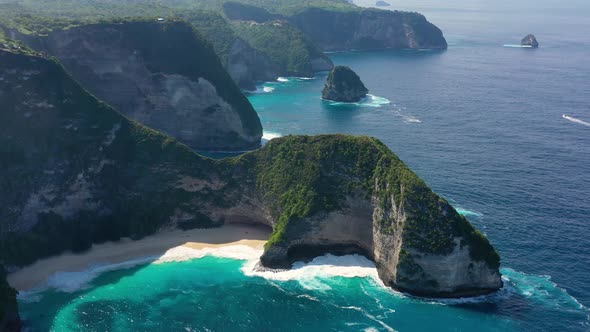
xmin=34 ymin=20 xmax=263 ymax=151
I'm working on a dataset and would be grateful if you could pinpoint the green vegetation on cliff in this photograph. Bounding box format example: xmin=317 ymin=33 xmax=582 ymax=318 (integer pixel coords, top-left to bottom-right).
xmin=0 ymin=47 xmax=498 ymax=269
xmin=234 ymin=134 xmax=499 ymax=273
xmin=238 ymin=135 xmax=387 ymax=247
xmin=0 ymin=48 xmax=226 ymax=266
xmin=232 ymin=20 xmax=330 ymax=76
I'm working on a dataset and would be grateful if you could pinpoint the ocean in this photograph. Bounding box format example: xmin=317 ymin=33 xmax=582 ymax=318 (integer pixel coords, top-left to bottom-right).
xmin=18 ymin=0 xmax=590 ymax=330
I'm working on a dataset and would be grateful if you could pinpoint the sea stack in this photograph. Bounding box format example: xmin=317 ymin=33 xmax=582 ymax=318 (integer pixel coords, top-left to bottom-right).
xmin=322 ymin=66 xmax=369 ymax=102
xmin=521 ymin=34 xmax=539 ymax=48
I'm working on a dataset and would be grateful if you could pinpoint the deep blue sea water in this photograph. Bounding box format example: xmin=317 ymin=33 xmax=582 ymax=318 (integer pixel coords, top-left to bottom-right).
xmin=18 ymin=0 xmax=590 ymax=331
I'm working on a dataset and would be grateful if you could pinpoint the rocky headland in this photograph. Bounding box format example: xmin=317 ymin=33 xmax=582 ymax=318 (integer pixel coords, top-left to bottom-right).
xmin=322 ymin=66 xmax=369 ymax=102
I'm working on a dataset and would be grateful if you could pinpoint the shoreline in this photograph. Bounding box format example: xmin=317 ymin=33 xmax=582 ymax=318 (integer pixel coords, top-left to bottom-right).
xmin=7 ymin=224 xmax=270 ymax=292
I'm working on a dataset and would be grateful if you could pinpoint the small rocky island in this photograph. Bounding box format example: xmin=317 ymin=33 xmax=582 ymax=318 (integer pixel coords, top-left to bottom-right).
xmin=322 ymin=66 xmax=369 ymax=102
xmin=375 ymin=1 xmax=391 ymax=6
xmin=521 ymin=34 xmax=539 ymax=48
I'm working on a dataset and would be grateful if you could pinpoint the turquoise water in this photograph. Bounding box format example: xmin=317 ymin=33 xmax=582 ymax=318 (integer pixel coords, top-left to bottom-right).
xmin=18 ymin=0 xmax=590 ymax=330
xmin=18 ymin=254 xmax=587 ymax=331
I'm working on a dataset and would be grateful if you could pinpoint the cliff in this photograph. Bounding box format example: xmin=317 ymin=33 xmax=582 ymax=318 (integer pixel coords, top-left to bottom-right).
xmin=231 ymin=20 xmax=334 ymax=77
xmin=290 ymin=8 xmax=447 ymax=51
xmin=179 ymin=11 xmax=279 ymax=90
xmin=31 ymin=20 xmax=263 ymax=151
xmin=0 ymin=48 xmax=500 ymax=326
xmin=1 ymin=1 xmax=447 ymax=87
xmin=252 ymin=136 xmax=502 ymax=297
xmin=322 ymin=66 xmax=369 ymax=102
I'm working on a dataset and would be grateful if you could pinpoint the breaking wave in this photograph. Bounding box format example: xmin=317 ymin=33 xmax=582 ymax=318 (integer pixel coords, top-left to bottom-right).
xmin=325 ymin=94 xmax=391 ymax=108
xmin=262 ymin=131 xmax=283 ymax=145
xmin=243 ymin=254 xmax=383 ymax=290
xmin=455 ymin=207 xmax=483 ymax=217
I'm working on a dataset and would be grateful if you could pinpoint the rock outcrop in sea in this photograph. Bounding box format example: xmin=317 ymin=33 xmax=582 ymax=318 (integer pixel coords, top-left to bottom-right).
xmin=521 ymin=34 xmax=539 ymax=48
xmin=322 ymin=66 xmax=369 ymax=102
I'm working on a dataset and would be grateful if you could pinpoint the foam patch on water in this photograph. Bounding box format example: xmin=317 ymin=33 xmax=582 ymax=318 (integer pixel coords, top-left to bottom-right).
xmin=503 ymin=44 xmax=534 ymax=48
xmin=246 ymin=86 xmax=275 ymax=94
xmin=242 ymin=254 xmax=383 ymax=290
xmin=325 ymin=94 xmax=391 ymax=108
xmin=563 ymin=114 xmax=590 ymax=127
xmin=262 ymin=131 xmax=282 ymax=145
xmin=391 ymin=106 xmax=422 ymax=124
xmin=336 ymin=305 xmax=396 ymax=331
xmin=421 ymin=267 xmax=590 ymax=319
xmin=501 ymin=268 xmax=589 ymax=312
xmin=277 ymin=77 xmax=289 ymax=82
xmin=455 ymin=207 xmax=483 ymax=217
xmin=19 ymin=256 xmax=159 ymax=296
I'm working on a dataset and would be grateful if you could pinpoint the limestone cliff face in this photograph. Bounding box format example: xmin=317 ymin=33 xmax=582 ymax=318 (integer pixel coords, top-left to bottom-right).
xmin=1 ymin=50 xmax=499 ymax=301
xmin=371 ymin=181 xmax=502 ymax=296
xmin=35 ymin=21 xmax=263 ymax=151
xmin=290 ymin=8 xmax=448 ymax=51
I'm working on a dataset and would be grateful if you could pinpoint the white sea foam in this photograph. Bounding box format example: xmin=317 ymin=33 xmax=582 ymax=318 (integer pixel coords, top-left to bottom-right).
xmin=501 ymin=268 xmax=589 ymax=312
xmin=247 ymin=86 xmax=275 ymax=94
xmin=326 ymin=94 xmax=392 ymax=108
xmin=32 ymin=256 xmax=158 ymax=294
xmin=455 ymin=207 xmax=483 ymax=217
xmin=563 ymin=114 xmax=590 ymax=127
xmin=337 ymin=305 xmax=396 ymax=331
xmin=277 ymin=77 xmax=289 ymax=82
xmin=391 ymin=107 xmax=422 ymax=124
xmin=503 ymin=44 xmax=533 ymax=48
xmin=262 ymin=131 xmax=283 ymax=145
xmin=242 ymin=254 xmax=383 ymax=290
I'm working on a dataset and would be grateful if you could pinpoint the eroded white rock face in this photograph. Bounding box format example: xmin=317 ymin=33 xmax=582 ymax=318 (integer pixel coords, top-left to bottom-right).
xmin=409 ymin=240 xmax=503 ymax=292
xmin=42 ymin=24 xmax=261 ymax=150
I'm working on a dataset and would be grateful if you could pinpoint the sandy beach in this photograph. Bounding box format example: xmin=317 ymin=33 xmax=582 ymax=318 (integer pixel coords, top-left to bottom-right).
xmin=7 ymin=224 xmax=270 ymax=292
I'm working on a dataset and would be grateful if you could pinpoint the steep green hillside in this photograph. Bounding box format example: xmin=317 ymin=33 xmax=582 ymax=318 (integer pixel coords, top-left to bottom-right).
xmin=233 ymin=20 xmax=333 ymax=76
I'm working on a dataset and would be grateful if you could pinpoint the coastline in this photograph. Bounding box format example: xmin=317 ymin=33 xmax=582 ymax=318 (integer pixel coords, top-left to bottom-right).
xmin=7 ymin=224 xmax=270 ymax=292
